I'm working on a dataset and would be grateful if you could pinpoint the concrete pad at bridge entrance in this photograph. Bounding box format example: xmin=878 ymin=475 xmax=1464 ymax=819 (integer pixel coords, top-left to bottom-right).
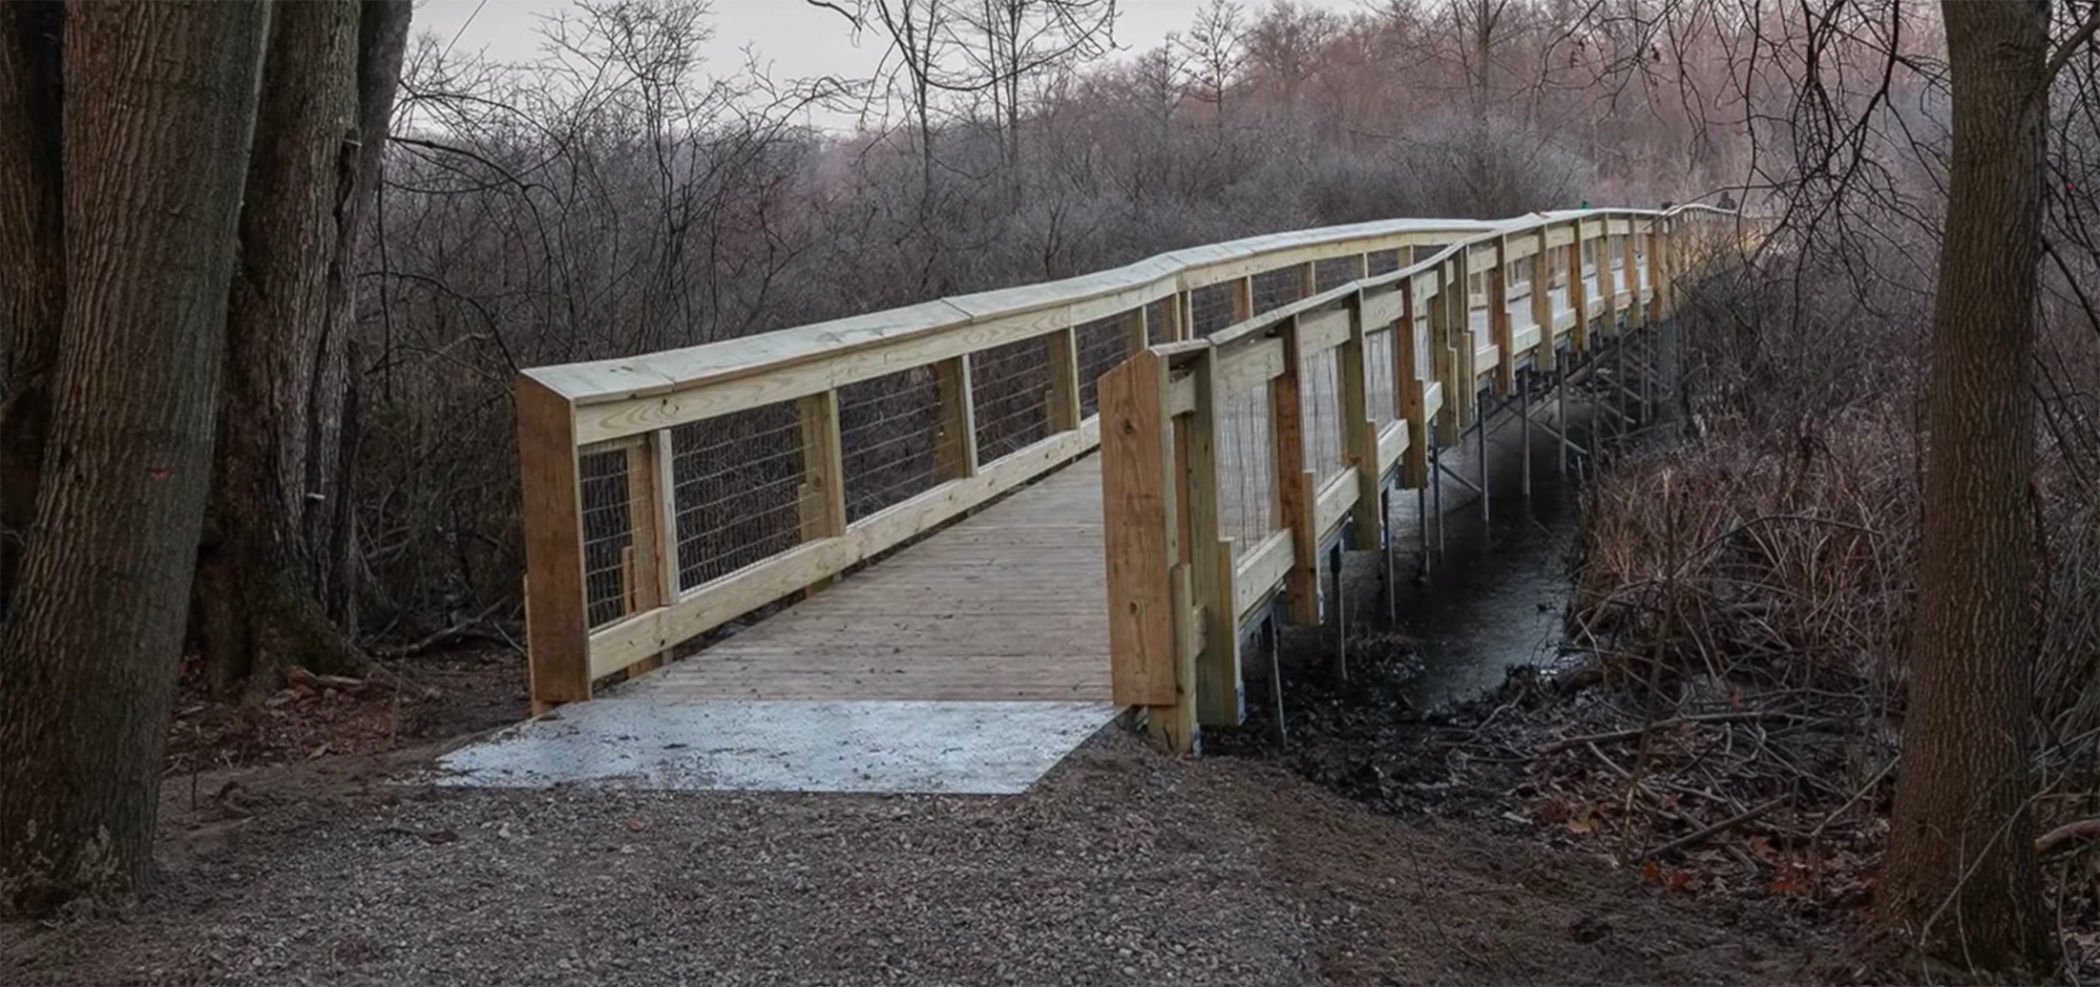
xmin=434 ymin=699 xmax=1118 ymax=795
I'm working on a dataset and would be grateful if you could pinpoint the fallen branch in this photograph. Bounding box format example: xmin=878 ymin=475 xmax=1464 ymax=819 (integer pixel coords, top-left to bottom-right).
xmin=1642 ymin=796 xmax=1787 ymax=860
xmin=2036 ymin=818 xmax=2100 ymax=856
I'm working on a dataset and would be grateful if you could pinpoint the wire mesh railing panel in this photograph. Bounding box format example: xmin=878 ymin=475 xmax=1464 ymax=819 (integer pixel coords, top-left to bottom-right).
xmin=1312 ymin=256 xmax=1359 ymax=292
xmin=1366 ymin=248 xmax=1403 ymax=276
xmin=1076 ymin=312 xmax=1132 ymax=419
xmin=579 ymin=446 xmax=638 ymax=628
xmin=839 ymin=367 xmax=945 ymax=524
xmin=669 ymin=402 xmax=805 ymax=594
xmin=1366 ymin=330 xmax=1397 ymax=428
xmin=1250 ymin=267 xmax=1303 ymax=314
xmin=971 ymin=335 xmax=1055 ymax=464
xmin=1190 ymin=283 xmax=1236 ymax=338
xmin=1218 ymin=386 xmax=1274 ymax=558
xmin=1302 ymin=346 xmax=1347 ymax=482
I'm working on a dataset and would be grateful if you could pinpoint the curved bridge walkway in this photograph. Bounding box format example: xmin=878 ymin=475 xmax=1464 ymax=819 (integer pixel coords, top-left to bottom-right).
xmin=441 ymin=209 xmax=1722 ymax=793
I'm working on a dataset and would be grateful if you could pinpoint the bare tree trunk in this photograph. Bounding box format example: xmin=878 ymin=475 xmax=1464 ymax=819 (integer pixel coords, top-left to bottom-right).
xmin=1879 ymin=0 xmax=2053 ymax=970
xmin=193 ymin=0 xmax=408 ymax=693
xmin=0 ymin=0 xmax=267 ymax=914
xmin=0 ymin=2 xmax=65 ymax=606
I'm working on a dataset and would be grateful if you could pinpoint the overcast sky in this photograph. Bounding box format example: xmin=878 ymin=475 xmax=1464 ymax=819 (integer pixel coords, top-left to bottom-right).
xmin=414 ymin=0 xmax=1366 ymax=127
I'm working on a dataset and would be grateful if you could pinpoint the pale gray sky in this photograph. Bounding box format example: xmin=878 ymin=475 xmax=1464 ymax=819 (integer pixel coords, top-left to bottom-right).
xmin=414 ymin=0 xmax=1365 ymax=128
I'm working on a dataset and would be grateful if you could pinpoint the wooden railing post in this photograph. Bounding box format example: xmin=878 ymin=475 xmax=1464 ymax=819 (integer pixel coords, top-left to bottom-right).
xmin=1488 ymin=235 xmax=1515 ymax=394
xmin=1125 ymin=305 xmax=1150 ymax=355
xmin=1271 ymin=316 xmax=1321 ymax=625
xmin=620 ymin=434 xmax=672 ymax=676
xmin=1046 ymin=328 xmax=1082 ymax=431
xmin=797 ymin=390 xmax=848 ymax=597
xmin=934 ymin=356 xmax=978 ymax=479
xmin=1430 ymin=257 xmax=1464 ymax=445
xmin=1530 ymin=226 xmax=1555 ymax=374
xmin=1568 ymin=221 xmax=1592 ymax=353
xmin=517 ymin=375 xmax=590 ymax=714
xmin=1650 ymin=219 xmax=1672 ymax=323
xmin=1339 ymin=291 xmax=1381 ymax=543
xmin=1183 ymin=347 xmax=1241 ymax=728
xmin=1099 ymin=349 xmax=1195 ymax=752
xmin=1399 ymin=274 xmax=1431 ymax=488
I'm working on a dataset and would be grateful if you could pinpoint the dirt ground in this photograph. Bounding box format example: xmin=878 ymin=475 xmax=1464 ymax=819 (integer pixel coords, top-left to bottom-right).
xmin=3 ymin=655 xmax=1838 ymax=987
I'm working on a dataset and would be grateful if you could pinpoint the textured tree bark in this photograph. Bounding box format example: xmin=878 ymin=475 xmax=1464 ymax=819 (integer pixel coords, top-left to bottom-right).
xmin=0 ymin=2 xmax=65 ymax=606
xmin=193 ymin=0 xmax=409 ymax=692
xmin=1879 ymin=0 xmax=2053 ymax=970
xmin=0 ymin=0 xmax=267 ymax=913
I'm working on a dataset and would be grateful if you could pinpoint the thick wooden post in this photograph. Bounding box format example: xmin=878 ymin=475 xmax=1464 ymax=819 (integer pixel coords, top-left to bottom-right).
xmin=1271 ymin=316 xmax=1320 ymax=625
xmin=1399 ymin=274 xmax=1431 ymax=488
xmin=1183 ymin=347 xmax=1241 ymax=727
xmin=1430 ymin=258 xmax=1464 ymax=445
xmin=619 ymin=434 xmax=672 ymax=676
xmin=518 ymin=375 xmax=590 ymax=713
xmin=1530 ymin=227 xmax=1555 ymax=373
xmin=1569 ymin=221 xmax=1592 ymax=353
xmin=1045 ymin=328 xmax=1082 ymax=432
xmin=1099 ymin=349 xmax=1195 ymax=751
xmin=797 ymin=390 xmax=848 ymax=598
xmin=1488 ymin=236 xmax=1515 ymax=394
xmin=1339 ymin=293 xmax=1381 ymax=543
xmin=1234 ymin=275 xmax=1256 ymax=322
xmin=934 ymin=356 xmax=978 ymax=479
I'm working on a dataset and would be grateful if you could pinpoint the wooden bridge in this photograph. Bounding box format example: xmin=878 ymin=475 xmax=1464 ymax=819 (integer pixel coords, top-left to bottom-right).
xmin=514 ymin=207 xmax=1731 ymax=757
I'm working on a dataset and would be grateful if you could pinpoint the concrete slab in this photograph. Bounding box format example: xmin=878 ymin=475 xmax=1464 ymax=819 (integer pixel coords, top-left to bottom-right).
xmin=434 ymin=699 xmax=1117 ymax=795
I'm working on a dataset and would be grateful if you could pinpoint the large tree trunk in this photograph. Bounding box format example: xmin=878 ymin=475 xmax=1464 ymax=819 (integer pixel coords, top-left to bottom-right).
xmin=193 ymin=0 xmax=409 ymax=693
xmin=1879 ymin=0 xmax=2052 ymax=970
xmin=0 ymin=0 xmax=267 ymax=914
xmin=0 ymin=2 xmax=65 ymax=607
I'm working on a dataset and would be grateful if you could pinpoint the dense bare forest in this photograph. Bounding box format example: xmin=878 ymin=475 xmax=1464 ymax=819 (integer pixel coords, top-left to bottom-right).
xmin=6 ymin=0 xmax=2100 ymax=981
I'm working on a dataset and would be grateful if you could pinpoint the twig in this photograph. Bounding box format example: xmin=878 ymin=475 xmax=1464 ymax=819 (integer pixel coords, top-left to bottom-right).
xmin=1537 ymin=710 xmax=1818 ymax=753
xmin=1643 ymin=796 xmax=1787 ymax=860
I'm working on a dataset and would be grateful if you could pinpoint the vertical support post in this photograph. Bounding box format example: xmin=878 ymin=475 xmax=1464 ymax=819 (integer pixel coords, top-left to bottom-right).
xmin=652 ymin=428 xmax=679 ymax=604
xmin=1530 ymin=228 xmax=1555 ymax=374
xmin=935 ymin=356 xmax=978 ymax=479
xmin=1569 ymin=221 xmax=1592 ymax=354
xmin=796 ymin=390 xmax=849 ymax=598
xmin=1126 ymin=304 xmax=1150 ymax=355
xmin=1519 ymin=372 xmax=1532 ymax=497
xmin=618 ymin=435 xmax=668 ymax=678
xmin=1488 ymin=236 xmax=1515 ymax=395
xmin=518 ymin=376 xmax=590 ymax=713
xmin=1099 ymin=350 xmax=1194 ymax=752
xmin=1556 ymin=363 xmax=1569 ymax=476
xmin=1398 ymin=275 xmax=1430 ymax=489
xmin=1339 ymin=293 xmax=1381 ymax=544
xmin=1270 ymin=315 xmax=1320 ymax=626
xmin=1045 ymin=327 xmax=1082 ymax=432
xmin=1477 ymin=389 xmax=1490 ymax=523
xmin=1233 ymin=275 xmax=1255 ymax=323
xmin=1185 ymin=347 xmax=1242 ymax=728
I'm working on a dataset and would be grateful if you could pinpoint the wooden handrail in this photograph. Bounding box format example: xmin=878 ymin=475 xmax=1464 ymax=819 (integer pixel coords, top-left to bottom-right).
xmin=1097 ymin=205 xmax=1741 ymax=749
xmin=516 ymin=211 xmax=1608 ymax=712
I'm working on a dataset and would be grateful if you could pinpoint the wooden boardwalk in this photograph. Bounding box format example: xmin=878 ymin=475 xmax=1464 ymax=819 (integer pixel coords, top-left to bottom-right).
xmin=617 ymin=457 xmax=1111 ymax=703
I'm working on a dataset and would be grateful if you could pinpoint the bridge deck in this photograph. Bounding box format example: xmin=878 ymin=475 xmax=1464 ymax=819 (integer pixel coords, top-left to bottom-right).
xmin=616 ymin=456 xmax=1112 ymax=703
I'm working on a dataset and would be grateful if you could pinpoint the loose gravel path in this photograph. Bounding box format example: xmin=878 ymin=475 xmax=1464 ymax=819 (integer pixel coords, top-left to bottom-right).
xmin=4 ymin=729 xmax=1827 ymax=986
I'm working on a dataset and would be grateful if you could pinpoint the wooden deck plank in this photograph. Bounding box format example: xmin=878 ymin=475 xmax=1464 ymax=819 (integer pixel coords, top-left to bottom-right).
xmin=617 ymin=456 xmax=1114 ymax=703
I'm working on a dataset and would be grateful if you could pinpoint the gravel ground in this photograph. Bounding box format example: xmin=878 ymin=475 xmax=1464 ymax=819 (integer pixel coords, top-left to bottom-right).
xmin=3 ymin=728 xmax=1830 ymax=986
